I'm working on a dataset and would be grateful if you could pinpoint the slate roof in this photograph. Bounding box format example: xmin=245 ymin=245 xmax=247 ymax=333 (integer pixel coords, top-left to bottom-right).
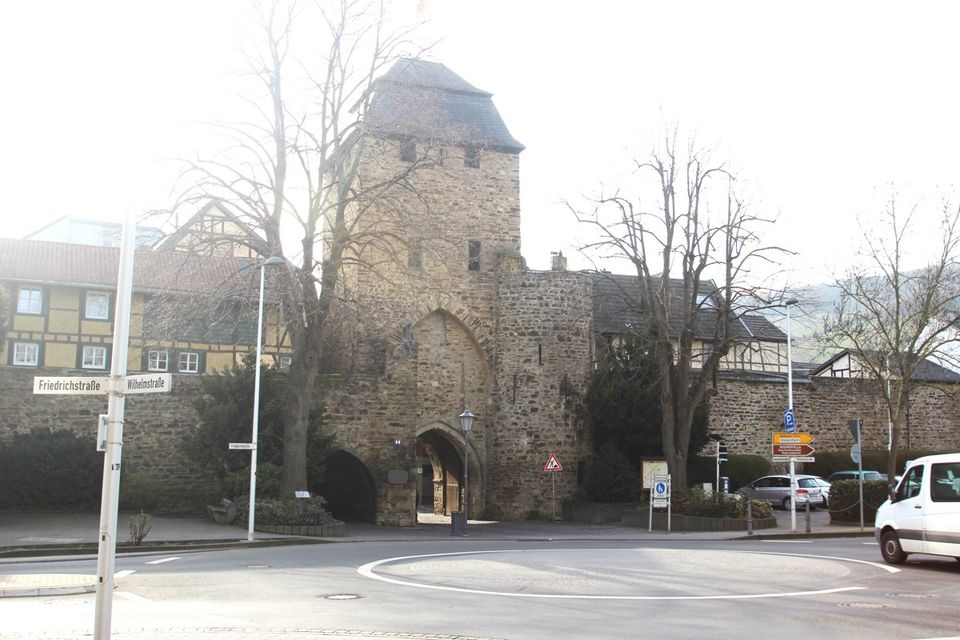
xmin=364 ymin=59 xmax=524 ymax=153
xmin=811 ymin=348 xmax=960 ymax=383
xmin=0 ymin=238 xmax=263 ymax=298
xmin=590 ymin=272 xmax=786 ymax=342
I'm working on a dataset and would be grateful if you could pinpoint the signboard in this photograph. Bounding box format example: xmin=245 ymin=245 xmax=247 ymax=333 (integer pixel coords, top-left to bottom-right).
xmin=229 ymin=442 xmax=256 ymax=450
xmin=773 ymin=455 xmax=815 ymax=463
xmin=772 ymin=443 xmax=815 ymax=457
xmin=34 ymin=376 xmax=108 ymax=395
xmin=773 ymin=432 xmax=815 ymax=445
xmin=850 ymin=442 xmax=862 ymax=464
xmin=123 ymin=373 xmax=172 ymax=394
xmin=544 ymin=452 xmax=563 ymax=472
xmin=783 ymin=408 xmax=796 ymax=433
xmin=652 ymin=475 xmax=670 ymax=508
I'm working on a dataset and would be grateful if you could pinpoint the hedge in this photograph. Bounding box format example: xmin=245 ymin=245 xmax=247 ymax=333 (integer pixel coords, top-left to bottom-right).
xmin=828 ymin=479 xmax=889 ymax=523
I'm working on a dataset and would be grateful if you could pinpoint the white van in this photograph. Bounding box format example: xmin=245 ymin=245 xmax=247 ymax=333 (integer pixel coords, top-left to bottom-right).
xmin=875 ymin=453 xmax=960 ymax=564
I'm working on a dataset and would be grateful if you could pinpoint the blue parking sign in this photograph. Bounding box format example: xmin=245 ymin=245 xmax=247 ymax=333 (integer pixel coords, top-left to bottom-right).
xmin=784 ymin=408 xmax=795 ymax=433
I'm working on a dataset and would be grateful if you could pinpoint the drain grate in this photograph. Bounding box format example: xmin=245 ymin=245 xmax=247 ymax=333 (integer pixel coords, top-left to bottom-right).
xmin=322 ymin=593 xmax=363 ymax=600
xmin=838 ymin=602 xmax=893 ymax=609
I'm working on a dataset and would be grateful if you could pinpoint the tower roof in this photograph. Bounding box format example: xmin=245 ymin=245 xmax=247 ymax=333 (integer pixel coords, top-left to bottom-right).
xmin=365 ymin=59 xmax=524 ymax=153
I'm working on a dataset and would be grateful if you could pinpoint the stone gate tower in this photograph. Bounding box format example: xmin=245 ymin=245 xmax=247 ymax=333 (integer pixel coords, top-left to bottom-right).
xmin=318 ymin=59 xmax=594 ymax=525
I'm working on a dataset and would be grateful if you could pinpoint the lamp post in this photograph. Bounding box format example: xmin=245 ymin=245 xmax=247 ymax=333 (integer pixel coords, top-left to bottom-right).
xmin=247 ymin=256 xmax=285 ymax=543
xmin=459 ymin=409 xmax=476 ymax=533
xmin=784 ymin=297 xmax=798 ymax=530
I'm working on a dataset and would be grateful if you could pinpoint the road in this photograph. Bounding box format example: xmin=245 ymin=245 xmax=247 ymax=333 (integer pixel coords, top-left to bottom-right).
xmin=1 ymin=537 xmax=958 ymax=639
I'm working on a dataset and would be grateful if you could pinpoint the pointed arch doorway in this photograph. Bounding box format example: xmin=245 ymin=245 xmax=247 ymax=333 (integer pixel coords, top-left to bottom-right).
xmin=416 ymin=423 xmax=480 ymax=520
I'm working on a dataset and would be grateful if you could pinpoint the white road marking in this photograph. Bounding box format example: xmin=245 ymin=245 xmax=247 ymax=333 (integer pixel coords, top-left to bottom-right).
xmin=743 ymin=550 xmax=901 ymax=574
xmin=115 ymin=570 xmax=136 ymax=579
xmin=357 ymin=549 xmax=873 ymax=601
xmin=145 ymin=556 xmax=182 ymax=565
xmin=116 ymin=591 xmax=151 ymax=603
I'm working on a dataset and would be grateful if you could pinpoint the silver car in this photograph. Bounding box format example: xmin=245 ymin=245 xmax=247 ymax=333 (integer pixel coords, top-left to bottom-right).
xmin=740 ymin=474 xmax=824 ymax=510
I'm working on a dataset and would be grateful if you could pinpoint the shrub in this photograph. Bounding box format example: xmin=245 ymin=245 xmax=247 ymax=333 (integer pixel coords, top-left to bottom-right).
xmin=584 ymin=442 xmax=640 ymax=503
xmin=236 ymin=496 xmax=332 ymax=526
xmin=223 ymin=463 xmax=283 ymax=501
xmin=0 ymin=429 xmax=101 ymax=509
xmin=673 ymin=487 xmax=773 ymax=519
xmin=828 ymin=479 xmax=889 ymax=523
xmin=128 ymin=511 xmax=154 ymax=545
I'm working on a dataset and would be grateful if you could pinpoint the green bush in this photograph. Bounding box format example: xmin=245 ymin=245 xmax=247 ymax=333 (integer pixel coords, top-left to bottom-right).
xmin=223 ymin=463 xmax=283 ymax=500
xmin=236 ymin=496 xmax=332 ymax=526
xmin=584 ymin=442 xmax=640 ymax=502
xmin=827 ymin=479 xmax=889 ymax=522
xmin=0 ymin=429 xmax=101 ymax=509
xmin=672 ymin=487 xmax=772 ymax=519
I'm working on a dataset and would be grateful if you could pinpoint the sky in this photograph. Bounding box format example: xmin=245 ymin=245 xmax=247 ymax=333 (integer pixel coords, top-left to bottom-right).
xmin=3 ymin=1 xmax=959 ymax=297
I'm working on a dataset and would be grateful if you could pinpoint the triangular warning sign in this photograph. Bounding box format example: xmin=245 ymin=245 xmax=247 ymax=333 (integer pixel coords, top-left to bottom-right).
xmin=544 ymin=452 xmax=563 ymax=472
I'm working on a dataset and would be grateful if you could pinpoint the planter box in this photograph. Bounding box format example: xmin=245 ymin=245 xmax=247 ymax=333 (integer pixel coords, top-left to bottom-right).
xmin=255 ymin=520 xmax=346 ymax=537
xmin=623 ymin=510 xmax=777 ymax=532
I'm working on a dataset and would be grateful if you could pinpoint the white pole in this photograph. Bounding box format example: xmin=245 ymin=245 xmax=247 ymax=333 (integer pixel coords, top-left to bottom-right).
xmin=247 ymin=262 xmax=268 ymax=543
xmin=786 ymin=300 xmax=796 ymax=531
xmin=93 ymin=215 xmax=136 ymax=640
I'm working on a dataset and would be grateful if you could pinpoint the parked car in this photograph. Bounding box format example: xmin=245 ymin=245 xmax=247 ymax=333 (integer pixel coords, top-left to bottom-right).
xmin=739 ymin=474 xmax=823 ymax=510
xmin=875 ymin=452 xmax=960 ymax=564
xmin=827 ymin=470 xmax=884 ymax=483
xmin=811 ymin=477 xmax=831 ymax=508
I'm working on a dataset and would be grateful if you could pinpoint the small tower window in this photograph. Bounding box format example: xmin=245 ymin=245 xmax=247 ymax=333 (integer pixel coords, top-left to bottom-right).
xmin=468 ymin=240 xmax=481 ymax=271
xmin=400 ymin=139 xmax=416 ymax=163
xmin=464 ymin=145 xmax=480 ymax=168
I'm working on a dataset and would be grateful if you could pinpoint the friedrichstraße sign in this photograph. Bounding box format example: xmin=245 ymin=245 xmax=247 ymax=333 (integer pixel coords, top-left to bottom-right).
xmin=34 ymin=373 xmax=172 ymax=395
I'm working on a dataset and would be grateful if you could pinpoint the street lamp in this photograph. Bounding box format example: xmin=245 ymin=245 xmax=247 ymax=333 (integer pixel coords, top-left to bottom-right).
xmin=783 ymin=297 xmax=798 ymax=530
xmin=459 ymin=409 xmax=476 ymax=532
xmin=247 ymin=256 xmax=285 ymax=542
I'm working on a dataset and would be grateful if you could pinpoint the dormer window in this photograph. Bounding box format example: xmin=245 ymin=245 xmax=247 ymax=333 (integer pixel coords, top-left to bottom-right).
xmin=464 ymin=145 xmax=480 ymax=168
xmin=400 ymin=139 xmax=416 ymax=162
xmin=696 ymin=293 xmax=716 ymax=309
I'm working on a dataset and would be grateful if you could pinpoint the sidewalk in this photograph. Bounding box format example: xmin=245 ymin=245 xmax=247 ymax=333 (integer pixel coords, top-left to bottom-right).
xmin=0 ymin=509 xmax=873 ymax=597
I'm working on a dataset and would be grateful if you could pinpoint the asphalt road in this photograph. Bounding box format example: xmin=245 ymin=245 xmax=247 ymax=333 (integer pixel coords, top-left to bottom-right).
xmin=2 ymin=538 xmax=958 ymax=640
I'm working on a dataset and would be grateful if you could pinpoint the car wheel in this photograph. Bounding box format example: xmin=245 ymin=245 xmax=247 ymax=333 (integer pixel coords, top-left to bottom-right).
xmin=880 ymin=530 xmax=908 ymax=565
xmin=781 ymin=496 xmax=792 ymax=510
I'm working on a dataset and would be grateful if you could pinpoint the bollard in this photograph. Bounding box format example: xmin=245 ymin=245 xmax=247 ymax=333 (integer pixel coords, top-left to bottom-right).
xmin=746 ymin=499 xmax=753 ymax=536
xmin=804 ymin=498 xmax=811 ymax=534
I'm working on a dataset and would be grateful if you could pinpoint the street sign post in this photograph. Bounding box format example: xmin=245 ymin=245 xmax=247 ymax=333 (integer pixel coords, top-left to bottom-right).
xmin=648 ymin=473 xmax=671 ymax=532
xmin=543 ymin=452 xmax=562 ymax=520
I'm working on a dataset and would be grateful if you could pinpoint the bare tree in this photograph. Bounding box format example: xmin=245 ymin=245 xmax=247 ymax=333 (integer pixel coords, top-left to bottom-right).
xmin=821 ymin=193 xmax=960 ymax=490
xmin=167 ymin=0 xmax=430 ymax=494
xmin=572 ymin=130 xmax=784 ymax=491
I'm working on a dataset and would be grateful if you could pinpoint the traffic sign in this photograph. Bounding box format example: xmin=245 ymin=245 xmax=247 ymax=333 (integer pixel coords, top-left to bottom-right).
xmin=773 ymin=432 xmax=815 ymax=445
xmin=772 ymin=455 xmax=815 ymax=463
xmin=783 ymin=408 xmax=796 ymax=433
xmin=651 ymin=474 xmax=670 ymax=508
xmin=544 ymin=452 xmax=563 ymax=472
xmin=772 ymin=443 xmax=816 ymax=457
xmin=850 ymin=442 xmax=862 ymax=464
xmin=33 ymin=376 xmax=108 ymax=395
xmin=229 ymin=442 xmax=256 ymax=450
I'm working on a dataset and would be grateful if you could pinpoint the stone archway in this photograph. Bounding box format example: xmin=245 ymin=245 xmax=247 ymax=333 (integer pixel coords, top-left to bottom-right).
xmin=416 ymin=423 xmax=482 ymax=520
xmin=314 ymin=450 xmax=377 ymax=523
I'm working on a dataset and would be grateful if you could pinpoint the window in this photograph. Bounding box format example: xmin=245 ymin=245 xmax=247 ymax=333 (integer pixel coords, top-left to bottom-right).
xmin=400 ymin=139 xmax=416 ymax=162
xmin=930 ymin=463 xmax=960 ymax=502
xmin=12 ymin=342 xmax=40 ymax=366
xmin=468 ymin=240 xmax=481 ymax=272
xmin=178 ymin=351 xmax=200 ymax=373
xmin=896 ymin=465 xmax=924 ymax=501
xmin=148 ymin=349 xmax=169 ymax=372
xmin=17 ymin=287 xmax=43 ymax=314
xmin=85 ymin=292 xmax=110 ymax=320
xmin=464 ymin=145 xmax=480 ymax=168
xmin=82 ymin=345 xmax=108 ymax=370
xmin=278 ymin=356 xmax=292 ymax=370
xmin=696 ymin=293 xmax=716 ymax=309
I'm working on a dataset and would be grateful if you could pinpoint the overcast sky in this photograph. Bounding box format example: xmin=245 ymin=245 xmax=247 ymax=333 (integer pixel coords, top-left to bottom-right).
xmin=2 ymin=1 xmax=958 ymax=291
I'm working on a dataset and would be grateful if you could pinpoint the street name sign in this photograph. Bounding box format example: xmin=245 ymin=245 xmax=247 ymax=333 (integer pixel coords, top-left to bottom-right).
xmin=772 ymin=455 xmax=815 ymax=463
xmin=123 ymin=373 xmax=172 ymax=394
xmin=34 ymin=376 xmax=109 ymax=395
xmin=229 ymin=442 xmax=256 ymax=450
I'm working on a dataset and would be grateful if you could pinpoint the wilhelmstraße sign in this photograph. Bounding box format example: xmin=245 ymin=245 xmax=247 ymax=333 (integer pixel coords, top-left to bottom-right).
xmin=34 ymin=376 xmax=108 ymax=395
xmin=34 ymin=373 xmax=173 ymax=395
xmin=123 ymin=373 xmax=172 ymax=394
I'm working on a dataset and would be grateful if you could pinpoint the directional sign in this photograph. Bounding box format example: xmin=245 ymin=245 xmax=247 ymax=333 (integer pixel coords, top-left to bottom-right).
xmin=33 ymin=376 xmax=109 ymax=395
xmin=773 ymin=456 xmax=815 ymax=463
xmin=544 ymin=452 xmax=563 ymax=472
xmin=773 ymin=432 xmax=815 ymax=445
xmin=772 ymin=443 xmax=816 ymax=457
xmin=124 ymin=373 xmax=172 ymax=394
xmin=783 ymin=408 xmax=796 ymax=433
xmin=229 ymin=442 xmax=256 ymax=450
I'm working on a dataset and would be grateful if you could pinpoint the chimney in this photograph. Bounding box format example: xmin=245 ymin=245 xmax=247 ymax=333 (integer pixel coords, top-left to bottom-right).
xmin=550 ymin=250 xmax=567 ymax=271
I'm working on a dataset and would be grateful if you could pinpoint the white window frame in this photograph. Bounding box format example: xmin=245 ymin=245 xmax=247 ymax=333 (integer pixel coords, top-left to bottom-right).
xmin=85 ymin=291 xmax=110 ymax=320
xmin=279 ymin=355 xmax=292 ymax=370
xmin=13 ymin=342 xmax=40 ymax=366
xmin=17 ymin=287 xmax=43 ymax=314
xmin=178 ymin=351 xmax=200 ymax=373
xmin=148 ymin=349 xmax=169 ymax=372
xmin=82 ymin=345 xmax=108 ymax=370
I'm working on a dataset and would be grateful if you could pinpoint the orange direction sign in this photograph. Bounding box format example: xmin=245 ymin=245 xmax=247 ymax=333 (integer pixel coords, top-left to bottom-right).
xmin=772 ymin=432 xmax=815 ymax=446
